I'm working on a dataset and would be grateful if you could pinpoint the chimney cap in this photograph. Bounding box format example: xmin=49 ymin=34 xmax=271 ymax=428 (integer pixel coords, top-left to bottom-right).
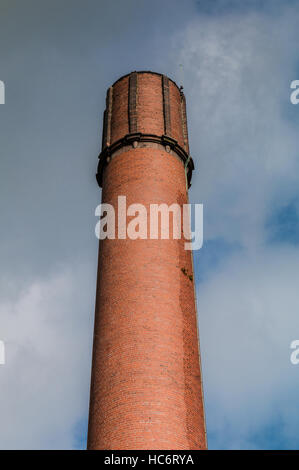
xmin=111 ymin=70 xmax=182 ymax=92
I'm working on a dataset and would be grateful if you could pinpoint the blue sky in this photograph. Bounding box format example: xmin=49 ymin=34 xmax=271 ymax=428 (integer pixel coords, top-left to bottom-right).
xmin=0 ymin=0 xmax=299 ymax=450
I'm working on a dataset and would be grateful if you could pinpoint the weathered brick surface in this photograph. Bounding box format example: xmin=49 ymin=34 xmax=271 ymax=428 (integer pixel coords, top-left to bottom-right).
xmin=88 ymin=72 xmax=206 ymax=450
xmin=180 ymin=92 xmax=190 ymax=154
xmin=137 ymin=73 xmax=164 ymax=136
xmin=111 ymin=76 xmax=129 ymax=143
xmin=106 ymin=71 xmax=188 ymax=148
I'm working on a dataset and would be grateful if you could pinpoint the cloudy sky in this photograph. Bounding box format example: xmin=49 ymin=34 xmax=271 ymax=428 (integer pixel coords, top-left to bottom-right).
xmin=1 ymin=0 xmax=299 ymax=450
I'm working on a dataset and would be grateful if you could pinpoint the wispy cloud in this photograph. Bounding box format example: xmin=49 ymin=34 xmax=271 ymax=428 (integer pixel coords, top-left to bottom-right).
xmin=171 ymin=3 xmax=299 ymax=248
xmin=199 ymin=248 xmax=299 ymax=449
xmin=0 ymin=263 xmax=93 ymax=449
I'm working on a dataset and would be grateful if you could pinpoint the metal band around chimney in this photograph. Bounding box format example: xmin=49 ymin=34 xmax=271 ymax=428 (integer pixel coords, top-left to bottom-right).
xmin=128 ymin=72 xmax=138 ymax=133
xmin=162 ymin=75 xmax=171 ymax=136
xmin=97 ymin=132 xmax=194 ymax=189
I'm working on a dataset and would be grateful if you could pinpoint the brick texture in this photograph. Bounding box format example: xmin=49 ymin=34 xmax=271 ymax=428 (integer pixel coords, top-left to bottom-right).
xmin=137 ymin=73 xmax=164 ymax=136
xmin=88 ymin=72 xmax=206 ymax=450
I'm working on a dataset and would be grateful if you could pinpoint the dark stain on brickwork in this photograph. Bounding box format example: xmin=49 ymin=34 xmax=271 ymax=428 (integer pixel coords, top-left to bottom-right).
xmin=128 ymin=72 xmax=138 ymax=133
xmin=180 ymin=266 xmax=193 ymax=282
xmin=162 ymin=75 xmax=171 ymax=136
xmin=102 ymin=86 xmax=113 ymax=149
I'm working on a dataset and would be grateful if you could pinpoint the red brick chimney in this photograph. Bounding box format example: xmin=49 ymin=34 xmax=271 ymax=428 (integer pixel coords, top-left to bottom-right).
xmin=87 ymin=71 xmax=207 ymax=450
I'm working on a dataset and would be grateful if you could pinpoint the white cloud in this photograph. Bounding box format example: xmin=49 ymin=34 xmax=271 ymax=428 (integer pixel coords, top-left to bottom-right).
xmin=171 ymin=5 xmax=299 ymax=249
xmin=198 ymin=247 xmax=299 ymax=449
xmin=0 ymin=263 xmax=94 ymax=449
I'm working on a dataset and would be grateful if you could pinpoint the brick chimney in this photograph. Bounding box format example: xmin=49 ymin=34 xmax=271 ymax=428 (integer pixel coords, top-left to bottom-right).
xmin=87 ymin=71 xmax=207 ymax=450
